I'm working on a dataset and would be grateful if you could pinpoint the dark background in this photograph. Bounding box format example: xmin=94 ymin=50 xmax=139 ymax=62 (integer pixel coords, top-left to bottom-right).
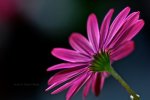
xmin=0 ymin=0 xmax=150 ymax=100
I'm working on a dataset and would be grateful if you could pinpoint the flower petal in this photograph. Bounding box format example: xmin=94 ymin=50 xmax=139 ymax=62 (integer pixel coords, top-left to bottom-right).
xmin=113 ymin=20 xmax=144 ymax=47
xmin=123 ymin=20 xmax=144 ymax=42
xmin=104 ymin=7 xmax=130 ymax=48
xmin=48 ymin=67 xmax=86 ymax=85
xmin=69 ymin=33 xmax=94 ymax=56
xmin=99 ymin=9 xmax=114 ymax=49
xmin=92 ymin=72 xmax=101 ymax=96
xmin=47 ymin=63 xmax=87 ymax=72
xmin=87 ymin=13 xmax=100 ymax=52
xmin=51 ymin=79 xmax=74 ymax=94
xmin=82 ymin=73 xmax=93 ymax=98
xmin=110 ymin=41 xmax=134 ymax=61
xmin=46 ymin=67 xmax=87 ymax=91
xmin=51 ymin=48 xmax=91 ymax=62
xmin=107 ymin=11 xmax=140 ymax=48
xmin=51 ymin=73 xmax=86 ymax=94
xmin=100 ymin=73 xmax=105 ymax=90
xmin=102 ymin=72 xmax=110 ymax=78
xmin=66 ymin=72 xmax=92 ymax=100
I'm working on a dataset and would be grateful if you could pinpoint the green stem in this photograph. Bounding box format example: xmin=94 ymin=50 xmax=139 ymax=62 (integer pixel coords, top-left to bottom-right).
xmin=107 ymin=66 xmax=140 ymax=100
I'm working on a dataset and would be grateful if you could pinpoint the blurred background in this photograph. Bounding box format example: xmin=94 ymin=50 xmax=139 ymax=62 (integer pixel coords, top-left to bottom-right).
xmin=0 ymin=0 xmax=150 ymax=100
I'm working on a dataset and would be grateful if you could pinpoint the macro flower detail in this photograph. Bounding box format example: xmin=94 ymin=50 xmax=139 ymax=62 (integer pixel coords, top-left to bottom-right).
xmin=46 ymin=7 xmax=144 ymax=100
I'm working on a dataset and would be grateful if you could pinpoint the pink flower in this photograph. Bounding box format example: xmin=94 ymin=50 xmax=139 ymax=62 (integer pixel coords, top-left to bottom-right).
xmin=46 ymin=7 xmax=144 ymax=100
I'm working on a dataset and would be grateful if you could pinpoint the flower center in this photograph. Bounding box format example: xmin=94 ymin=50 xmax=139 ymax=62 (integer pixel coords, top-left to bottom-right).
xmin=89 ymin=50 xmax=111 ymax=72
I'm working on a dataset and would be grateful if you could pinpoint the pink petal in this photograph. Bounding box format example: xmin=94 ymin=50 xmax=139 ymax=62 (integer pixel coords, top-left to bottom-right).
xmin=110 ymin=41 xmax=134 ymax=61
xmin=114 ymin=20 xmax=144 ymax=47
xmin=46 ymin=67 xmax=87 ymax=91
xmin=69 ymin=33 xmax=94 ymax=56
xmin=87 ymin=13 xmax=100 ymax=52
xmin=102 ymin=72 xmax=110 ymax=78
xmin=104 ymin=7 xmax=130 ymax=48
xmin=51 ymin=73 xmax=86 ymax=94
xmin=92 ymin=72 xmax=101 ymax=96
xmin=123 ymin=19 xmax=144 ymax=42
xmin=99 ymin=9 xmax=114 ymax=49
xmin=100 ymin=73 xmax=105 ymax=90
xmin=66 ymin=72 xmax=92 ymax=100
xmin=48 ymin=67 xmax=86 ymax=85
xmin=121 ymin=11 xmax=140 ymax=29
xmin=125 ymin=11 xmax=140 ymax=25
xmin=107 ymin=11 xmax=140 ymax=48
xmin=47 ymin=63 xmax=87 ymax=72
xmin=83 ymin=73 xmax=106 ymax=99
xmin=51 ymin=48 xmax=91 ymax=62
xmin=82 ymin=73 xmax=93 ymax=98
xmin=51 ymin=80 xmax=74 ymax=94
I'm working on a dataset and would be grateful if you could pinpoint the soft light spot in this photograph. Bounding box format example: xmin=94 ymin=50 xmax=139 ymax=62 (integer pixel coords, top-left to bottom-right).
xmin=130 ymin=94 xmax=140 ymax=100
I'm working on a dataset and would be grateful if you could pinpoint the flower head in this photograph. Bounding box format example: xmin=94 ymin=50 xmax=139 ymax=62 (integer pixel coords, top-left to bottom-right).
xmin=46 ymin=7 xmax=144 ymax=100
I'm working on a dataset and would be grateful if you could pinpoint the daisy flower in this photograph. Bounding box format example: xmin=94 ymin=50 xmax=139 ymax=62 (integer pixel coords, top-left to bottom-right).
xmin=46 ymin=7 xmax=144 ymax=100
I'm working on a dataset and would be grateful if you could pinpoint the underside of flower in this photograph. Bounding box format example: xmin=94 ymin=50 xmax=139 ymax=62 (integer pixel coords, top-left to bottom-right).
xmin=46 ymin=7 xmax=144 ymax=100
xmin=90 ymin=50 xmax=111 ymax=72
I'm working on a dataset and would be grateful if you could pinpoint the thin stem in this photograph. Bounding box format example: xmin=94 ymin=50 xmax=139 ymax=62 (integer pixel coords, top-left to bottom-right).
xmin=91 ymin=52 xmax=140 ymax=99
xmin=107 ymin=66 xmax=140 ymax=100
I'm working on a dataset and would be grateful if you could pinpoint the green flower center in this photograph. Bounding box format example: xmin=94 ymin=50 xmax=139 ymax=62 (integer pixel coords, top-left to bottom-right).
xmin=89 ymin=51 xmax=141 ymax=100
xmin=89 ymin=50 xmax=111 ymax=72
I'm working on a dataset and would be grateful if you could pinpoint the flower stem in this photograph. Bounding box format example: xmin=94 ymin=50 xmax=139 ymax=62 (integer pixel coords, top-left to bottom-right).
xmin=107 ymin=66 xmax=140 ymax=100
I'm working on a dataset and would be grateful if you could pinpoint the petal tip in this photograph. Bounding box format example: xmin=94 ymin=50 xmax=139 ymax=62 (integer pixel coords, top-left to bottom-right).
xmin=51 ymin=48 xmax=56 ymax=56
xmin=125 ymin=6 xmax=131 ymax=11
xmin=89 ymin=13 xmax=96 ymax=17
xmin=51 ymin=91 xmax=56 ymax=95
xmin=47 ymin=67 xmax=51 ymax=72
xmin=137 ymin=11 xmax=140 ymax=14
xmin=138 ymin=19 xmax=145 ymax=27
xmin=122 ymin=6 xmax=131 ymax=14
xmin=88 ymin=13 xmax=97 ymax=21
xmin=69 ymin=32 xmax=79 ymax=39
xmin=45 ymin=89 xmax=48 ymax=92
xmin=110 ymin=8 xmax=114 ymax=12
xmin=46 ymin=68 xmax=49 ymax=72
xmin=140 ymin=19 xmax=145 ymax=24
xmin=45 ymin=87 xmax=50 ymax=92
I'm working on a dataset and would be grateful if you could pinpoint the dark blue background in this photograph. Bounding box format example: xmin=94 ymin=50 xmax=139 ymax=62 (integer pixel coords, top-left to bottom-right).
xmin=0 ymin=0 xmax=150 ymax=100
